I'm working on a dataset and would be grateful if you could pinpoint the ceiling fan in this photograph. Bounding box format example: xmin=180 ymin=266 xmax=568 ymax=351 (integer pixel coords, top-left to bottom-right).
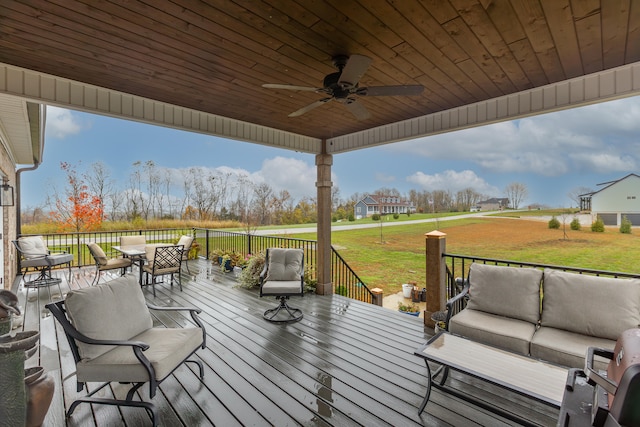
xmin=262 ymin=54 xmax=424 ymax=120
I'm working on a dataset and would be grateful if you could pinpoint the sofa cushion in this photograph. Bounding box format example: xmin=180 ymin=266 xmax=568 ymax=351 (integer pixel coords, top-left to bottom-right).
xmin=449 ymin=309 xmax=537 ymax=355
xmin=65 ymin=274 xmax=153 ymax=361
xmin=531 ymin=326 xmax=615 ymax=371
xmin=266 ymin=248 xmax=303 ymax=281
xmin=541 ymin=269 xmax=640 ymax=340
xmin=465 ymin=263 xmax=542 ymax=324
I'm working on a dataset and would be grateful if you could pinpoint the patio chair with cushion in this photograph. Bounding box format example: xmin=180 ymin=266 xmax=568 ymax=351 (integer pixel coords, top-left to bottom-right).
xmin=45 ymin=274 xmax=206 ymax=427
xmin=87 ymin=242 xmax=132 ymax=285
xmin=142 ymin=245 xmax=184 ymax=297
xmin=176 ymin=235 xmax=194 ymax=274
xmin=119 ymin=235 xmax=146 ymax=247
xmin=13 ymin=236 xmax=73 ymax=300
xmin=259 ymin=248 xmax=305 ymax=323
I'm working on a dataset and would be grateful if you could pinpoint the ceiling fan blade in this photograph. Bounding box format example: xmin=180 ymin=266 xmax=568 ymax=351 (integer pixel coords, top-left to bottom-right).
xmin=339 ymin=55 xmax=372 ymax=88
xmin=262 ymin=83 xmax=320 ymax=92
xmin=358 ymin=85 xmax=424 ymax=96
xmin=344 ymin=100 xmax=371 ymax=120
xmin=288 ymin=98 xmax=332 ymax=117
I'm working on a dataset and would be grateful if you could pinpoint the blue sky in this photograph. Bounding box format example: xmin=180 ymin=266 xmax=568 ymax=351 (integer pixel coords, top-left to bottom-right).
xmin=20 ymin=95 xmax=640 ymax=210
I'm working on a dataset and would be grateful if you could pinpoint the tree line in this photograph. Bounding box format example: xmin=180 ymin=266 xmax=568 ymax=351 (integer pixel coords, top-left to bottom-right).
xmin=22 ymin=161 xmax=530 ymax=231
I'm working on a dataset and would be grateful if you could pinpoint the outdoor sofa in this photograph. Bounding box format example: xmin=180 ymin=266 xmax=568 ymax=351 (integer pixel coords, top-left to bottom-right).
xmin=445 ymin=263 xmax=640 ymax=371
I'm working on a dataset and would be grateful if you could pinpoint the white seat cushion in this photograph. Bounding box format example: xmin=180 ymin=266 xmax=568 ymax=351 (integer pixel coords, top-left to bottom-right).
xmin=76 ymin=326 xmax=203 ymax=382
xmin=64 ymin=274 xmax=153 ymax=360
xmin=261 ymin=280 xmax=302 ymax=295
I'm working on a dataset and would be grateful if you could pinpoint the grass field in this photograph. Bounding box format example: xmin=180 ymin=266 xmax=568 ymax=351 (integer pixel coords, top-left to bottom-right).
xmin=293 ymin=216 xmax=640 ymax=296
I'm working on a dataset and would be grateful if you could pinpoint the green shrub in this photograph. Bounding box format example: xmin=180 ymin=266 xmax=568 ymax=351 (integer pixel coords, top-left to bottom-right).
xmin=348 ymin=214 xmax=355 ymax=221
xmin=371 ymin=213 xmax=380 ymax=221
xmin=548 ymin=216 xmax=560 ymax=229
xmin=393 ymin=213 xmax=399 ymax=219
xmin=570 ymin=217 xmax=581 ymax=231
xmin=236 ymin=252 xmax=265 ymax=289
xmin=620 ymin=216 xmax=632 ymax=234
xmin=591 ymin=216 xmax=605 ymax=232
xmin=303 ymin=264 xmax=317 ymax=293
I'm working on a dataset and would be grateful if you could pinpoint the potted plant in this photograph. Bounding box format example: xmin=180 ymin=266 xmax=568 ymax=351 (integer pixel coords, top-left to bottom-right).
xmin=397 ymin=301 xmax=420 ymax=316
xmin=220 ymin=254 xmax=233 ymax=272
xmin=210 ymin=249 xmax=225 ymax=265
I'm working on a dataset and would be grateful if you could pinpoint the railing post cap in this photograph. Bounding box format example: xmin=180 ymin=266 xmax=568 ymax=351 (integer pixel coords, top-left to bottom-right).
xmin=425 ymin=230 xmax=447 ymax=238
xmin=370 ymin=288 xmax=383 ymax=294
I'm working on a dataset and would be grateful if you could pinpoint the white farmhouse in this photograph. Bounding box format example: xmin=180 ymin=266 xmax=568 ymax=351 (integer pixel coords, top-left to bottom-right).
xmin=582 ymin=174 xmax=640 ymax=226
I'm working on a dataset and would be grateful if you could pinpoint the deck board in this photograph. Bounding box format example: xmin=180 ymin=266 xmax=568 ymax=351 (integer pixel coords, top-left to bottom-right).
xmin=8 ymin=259 xmax=559 ymax=426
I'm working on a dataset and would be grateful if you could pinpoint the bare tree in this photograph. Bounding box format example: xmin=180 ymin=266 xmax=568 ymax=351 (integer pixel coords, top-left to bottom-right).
xmin=272 ymin=189 xmax=293 ymax=224
xmin=84 ymin=161 xmax=114 ymax=222
xmin=567 ymin=186 xmax=594 ymax=209
xmin=504 ymin=182 xmax=528 ymax=209
xmin=431 ymin=190 xmax=453 ymax=212
xmin=252 ymin=182 xmax=274 ymax=225
xmin=455 ymin=188 xmax=482 ymax=212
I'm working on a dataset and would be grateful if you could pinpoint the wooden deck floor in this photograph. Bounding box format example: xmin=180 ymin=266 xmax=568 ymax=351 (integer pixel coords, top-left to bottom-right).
xmin=10 ymin=260 xmax=559 ymax=426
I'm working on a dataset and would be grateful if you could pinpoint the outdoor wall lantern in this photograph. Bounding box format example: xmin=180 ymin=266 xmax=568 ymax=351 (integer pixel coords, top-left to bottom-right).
xmin=1 ymin=179 xmax=15 ymax=206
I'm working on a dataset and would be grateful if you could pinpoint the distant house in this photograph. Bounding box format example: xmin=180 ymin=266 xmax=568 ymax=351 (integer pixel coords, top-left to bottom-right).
xmin=477 ymin=197 xmax=509 ymax=211
xmin=354 ymin=194 xmax=415 ymax=219
xmin=580 ymin=173 xmax=640 ymax=226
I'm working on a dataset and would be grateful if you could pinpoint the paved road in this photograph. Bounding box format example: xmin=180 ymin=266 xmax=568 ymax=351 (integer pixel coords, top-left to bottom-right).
xmin=253 ymin=211 xmax=506 ymax=235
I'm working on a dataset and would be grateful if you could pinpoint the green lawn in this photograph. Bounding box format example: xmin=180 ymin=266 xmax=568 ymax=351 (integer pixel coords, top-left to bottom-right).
xmin=290 ymin=216 xmax=640 ymax=296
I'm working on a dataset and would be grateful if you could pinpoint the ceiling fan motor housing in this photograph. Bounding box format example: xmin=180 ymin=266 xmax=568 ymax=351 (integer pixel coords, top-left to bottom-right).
xmin=323 ymin=72 xmax=352 ymax=98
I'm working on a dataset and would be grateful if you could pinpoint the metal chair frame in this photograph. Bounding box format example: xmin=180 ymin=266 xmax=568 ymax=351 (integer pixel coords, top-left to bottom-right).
xmin=143 ymin=245 xmax=184 ymax=297
xmin=45 ymin=295 xmax=206 ymax=427
xmin=13 ymin=239 xmax=72 ymax=300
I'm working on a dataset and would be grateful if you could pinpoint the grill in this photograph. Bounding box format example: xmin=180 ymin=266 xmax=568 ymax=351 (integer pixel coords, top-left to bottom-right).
xmin=558 ymin=329 xmax=640 ymax=427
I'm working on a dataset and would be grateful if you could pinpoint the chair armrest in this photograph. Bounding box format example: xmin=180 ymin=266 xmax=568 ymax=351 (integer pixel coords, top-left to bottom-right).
xmin=48 ymin=245 xmax=71 ymax=254
xmin=62 ymin=322 xmax=150 ymax=350
xmin=259 ymin=263 xmax=268 ymax=285
xmin=445 ymin=278 xmax=470 ymax=326
xmin=46 ymin=300 xmax=151 ymax=352
xmin=146 ymin=303 xmax=206 ymax=348
xmin=146 ymin=302 xmax=201 ymax=314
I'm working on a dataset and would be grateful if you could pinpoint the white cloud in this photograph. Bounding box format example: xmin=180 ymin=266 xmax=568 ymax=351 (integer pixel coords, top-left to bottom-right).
xmin=569 ymin=153 xmax=637 ymax=173
xmin=385 ymin=96 xmax=640 ymax=177
xmin=45 ymin=106 xmax=87 ymax=139
xmin=406 ymin=170 xmax=500 ymax=195
xmin=257 ymin=157 xmax=318 ymax=200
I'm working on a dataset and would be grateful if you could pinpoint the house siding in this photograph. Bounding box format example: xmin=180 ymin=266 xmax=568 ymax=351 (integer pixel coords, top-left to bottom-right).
xmin=590 ymin=174 xmax=640 ymax=226
xmin=353 ymin=194 xmax=415 ymax=218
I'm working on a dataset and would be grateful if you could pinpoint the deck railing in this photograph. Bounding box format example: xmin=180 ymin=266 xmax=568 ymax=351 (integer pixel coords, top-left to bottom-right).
xmin=443 ymin=253 xmax=640 ymax=316
xmin=194 ymin=228 xmax=373 ymax=303
xmin=18 ymin=228 xmax=373 ymax=303
xmin=18 ymin=229 xmax=194 ymax=267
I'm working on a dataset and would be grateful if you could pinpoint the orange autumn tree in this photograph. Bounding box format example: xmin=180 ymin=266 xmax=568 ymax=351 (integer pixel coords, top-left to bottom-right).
xmin=49 ymin=162 xmax=104 ymax=232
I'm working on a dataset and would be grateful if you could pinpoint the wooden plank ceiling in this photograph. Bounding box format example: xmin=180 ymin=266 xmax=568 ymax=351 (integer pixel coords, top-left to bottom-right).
xmin=0 ymin=0 xmax=639 ymax=146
